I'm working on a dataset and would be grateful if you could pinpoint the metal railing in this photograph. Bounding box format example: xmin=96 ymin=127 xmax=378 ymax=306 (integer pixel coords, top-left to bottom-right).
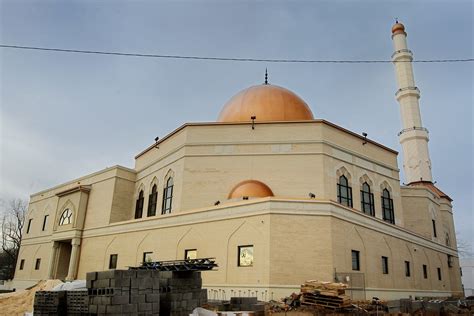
xmin=398 ymin=126 xmax=429 ymax=136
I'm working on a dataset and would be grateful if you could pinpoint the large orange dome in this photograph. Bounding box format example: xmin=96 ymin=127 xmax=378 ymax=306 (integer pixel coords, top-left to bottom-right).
xmin=228 ymin=180 xmax=274 ymax=199
xmin=217 ymin=84 xmax=314 ymax=122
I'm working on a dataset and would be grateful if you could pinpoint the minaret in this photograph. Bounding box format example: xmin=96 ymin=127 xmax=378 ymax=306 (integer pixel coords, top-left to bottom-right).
xmin=391 ymin=21 xmax=433 ymax=184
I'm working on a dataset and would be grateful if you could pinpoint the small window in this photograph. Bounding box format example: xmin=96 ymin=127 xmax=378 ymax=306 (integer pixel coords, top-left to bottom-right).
xmin=351 ymin=250 xmax=360 ymax=271
xmin=405 ymin=261 xmax=411 ymax=277
xmin=142 ymin=252 xmax=153 ymax=263
xmin=337 ymin=175 xmax=353 ymax=207
xmin=42 ymin=215 xmax=49 ymax=231
xmin=445 ymin=233 xmax=451 ymax=247
xmin=432 ymin=220 xmax=437 ymax=237
xmin=238 ymin=245 xmax=254 ymax=267
xmin=109 ymin=254 xmax=118 ymax=269
xmin=19 ymin=259 xmax=25 ymax=270
xmin=360 ymin=182 xmax=375 ymax=216
xmin=437 ymin=267 xmax=442 ymax=280
xmin=26 ymin=219 xmax=32 ymax=234
xmin=135 ymin=190 xmax=144 ymax=219
xmin=35 ymin=258 xmax=41 ymax=270
xmin=423 ymin=264 xmax=428 ymax=279
xmin=162 ymin=177 xmax=174 ymax=214
xmin=59 ymin=209 xmax=73 ymax=226
xmin=185 ymin=249 xmax=197 ymax=260
xmin=147 ymin=185 xmax=158 ymax=217
xmin=381 ymin=189 xmax=395 ymax=224
xmin=382 ymin=256 xmax=389 ymax=274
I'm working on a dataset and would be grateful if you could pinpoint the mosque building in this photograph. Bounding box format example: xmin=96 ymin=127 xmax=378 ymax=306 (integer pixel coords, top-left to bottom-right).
xmin=13 ymin=22 xmax=462 ymax=299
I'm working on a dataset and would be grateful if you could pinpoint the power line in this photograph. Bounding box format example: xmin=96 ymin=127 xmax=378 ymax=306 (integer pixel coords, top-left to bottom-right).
xmin=1 ymin=44 xmax=473 ymax=63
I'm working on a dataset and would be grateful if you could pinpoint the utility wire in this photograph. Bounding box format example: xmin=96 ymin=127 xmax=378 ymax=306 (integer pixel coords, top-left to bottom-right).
xmin=1 ymin=44 xmax=473 ymax=63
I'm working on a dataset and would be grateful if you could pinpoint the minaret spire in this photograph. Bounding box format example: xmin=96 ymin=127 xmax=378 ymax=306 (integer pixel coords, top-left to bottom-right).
xmin=264 ymin=68 xmax=268 ymax=85
xmin=391 ymin=21 xmax=433 ymax=183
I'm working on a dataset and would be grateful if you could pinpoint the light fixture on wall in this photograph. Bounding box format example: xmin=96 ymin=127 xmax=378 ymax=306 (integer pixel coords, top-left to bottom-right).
xmin=251 ymin=116 xmax=256 ymax=130
xmin=362 ymin=132 xmax=368 ymax=145
xmin=214 ymin=200 xmax=220 ymax=206
xmin=309 ymin=193 xmax=316 ymax=199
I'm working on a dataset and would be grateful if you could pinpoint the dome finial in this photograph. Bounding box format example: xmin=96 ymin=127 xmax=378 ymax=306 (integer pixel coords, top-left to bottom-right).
xmin=264 ymin=68 xmax=268 ymax=85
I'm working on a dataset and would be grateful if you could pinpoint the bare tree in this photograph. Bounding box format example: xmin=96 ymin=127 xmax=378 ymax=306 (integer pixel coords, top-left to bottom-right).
xmin=0 ymin=198 xmax=27 ymax=279
xmin=457 ymin=233 xmax=473 ymax=258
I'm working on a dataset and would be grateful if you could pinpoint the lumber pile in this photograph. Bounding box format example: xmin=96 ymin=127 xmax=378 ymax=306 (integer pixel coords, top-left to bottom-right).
xmin=300 ymin=280 xmax=351 ymax=309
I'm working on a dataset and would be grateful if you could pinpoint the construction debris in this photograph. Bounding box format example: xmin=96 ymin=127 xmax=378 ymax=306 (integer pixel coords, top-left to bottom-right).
xmin=300 ymin=280 xmax=351 ymax=310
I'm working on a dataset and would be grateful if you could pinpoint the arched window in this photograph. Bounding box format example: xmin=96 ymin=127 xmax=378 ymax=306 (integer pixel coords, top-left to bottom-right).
xmin=147 ymin=185 xmax=158 ymax=217
xmin=360 ymin=182 xmax=375 ymax=216
xmin=445 ymin=232 xmax=451 ymax=247
xmin=381 ymin=189 xmax=394 ymax=224
xmin=162 ymin=177 xmax=174 ymax=214
xmin=135 ymin=190 xmax=144 ymax=219
xmin=337 ymin=175 xmax=353 ymax=207
xmin=59 ymin=208 xmax=73 ymax=225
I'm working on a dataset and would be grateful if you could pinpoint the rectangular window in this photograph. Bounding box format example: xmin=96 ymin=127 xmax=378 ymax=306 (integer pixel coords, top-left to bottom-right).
xmin=35 ymin=258 xmax=41 ymax=270
xmin=142 ymin=252 xmax=153 ymax=263
xmin=437 ymin=267 xmax=442 ymax=280
xmin=423 ymin=264 xmax=428 ymax=279
xmin=19 ymin=259 xmax=25 ymax=270
xmin=238 ymin=245 xmax=254 ymax=267
xmin=185 ymin=249 xmax=197 ymax=260
xmin=432 ymin=220 xmax=437 ymax=237
xmin=26 ymin=219 xmax=32 ymax=234
xmin=351 ymin=250 xmax=360 ymax=271
xmin=109 ymin=254 xmax=118 ymax=269
xmin=42 ymin=215 xmax=49 ymax=231
xmin=405 ymin=261 xmax=411 ymax=277
xmin=382 ymin=256 xmax=389 ymax=274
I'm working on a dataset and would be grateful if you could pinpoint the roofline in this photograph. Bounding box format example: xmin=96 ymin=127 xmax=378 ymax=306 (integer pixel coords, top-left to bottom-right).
xmin=30 ymin=165 xmax=136 ymax=198
xmin=135 ymin=119 xmax=398 ymax=159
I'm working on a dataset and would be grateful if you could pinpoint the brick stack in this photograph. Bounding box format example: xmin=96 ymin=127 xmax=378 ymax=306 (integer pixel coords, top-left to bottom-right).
xmin=229 ymin=297 xmax=264 ymax=314
xmin=33 ymin=290 xmax=67 ymax=315
xmin=66 ymin=290 xmax=89 ymax=315
xmin=159 ymin=271 xmax=207 ymax=316
xmin=87 ymin=269 xmax=160 ymax=315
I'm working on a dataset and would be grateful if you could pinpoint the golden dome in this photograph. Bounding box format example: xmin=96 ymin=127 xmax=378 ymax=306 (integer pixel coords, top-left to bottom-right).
xmin=228 ymin=180 xmax=274 ymax=199
xmin=217 ymin=84 xmax=314 ymax=122
xmin=392 ymin=22 xmax=406 ymax=35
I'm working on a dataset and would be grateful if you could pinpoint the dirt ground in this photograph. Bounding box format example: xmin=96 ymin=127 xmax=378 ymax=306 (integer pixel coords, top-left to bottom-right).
xmin=0 ymin=279 xmax=62 ymax=316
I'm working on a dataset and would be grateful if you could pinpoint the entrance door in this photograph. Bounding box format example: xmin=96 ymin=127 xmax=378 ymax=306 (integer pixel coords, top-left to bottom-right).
xmin=54 ymin=241 xmax=72 ymax=279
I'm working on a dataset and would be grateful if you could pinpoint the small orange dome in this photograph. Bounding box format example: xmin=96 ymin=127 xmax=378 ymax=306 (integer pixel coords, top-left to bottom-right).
xmin=392 ymin=22 xmax=406 ymax=35
xmin=228 ymin=180 xmax=274 ymax=199
xmin=218 ymin=84 xmax=314 ymax=122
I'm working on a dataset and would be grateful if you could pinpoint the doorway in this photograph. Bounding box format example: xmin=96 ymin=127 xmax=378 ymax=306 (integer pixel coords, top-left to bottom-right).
xmin=54 ymin=241 xmax=72 ymax=279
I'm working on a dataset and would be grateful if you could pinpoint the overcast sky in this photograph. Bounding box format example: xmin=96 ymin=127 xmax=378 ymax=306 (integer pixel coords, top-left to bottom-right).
xmin=0 ymin=0 xmax=472 ymax=251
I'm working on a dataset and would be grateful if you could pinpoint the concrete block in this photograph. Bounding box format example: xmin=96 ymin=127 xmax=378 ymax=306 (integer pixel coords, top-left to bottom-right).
xmin=136 ymin=270 xmax=152 ymax=278
xmin=146 ymin=293 xmax=160 ymax=303
xmin=122 ymin=270 xmax=137 ymax=278
xmin=152 ymin=270 xmax=161 ymax=279
xmin=138 ymin=302 xmax=152 ymax=312
xmin=183 ymin=292 xmax=193 ymax=300
xmin=139 ymin=278 xmax=153 ymax=289
xmin=94 ymin=279 xmax=110 ymax=288
xmin=89 ymin=304 xmax=98 ymax=313
xmin=152 ymin=302 xmax=160 ymax=312
xmin=131 ymin=278 xmax=139 ymax=289
xmin=159 ymin=271 xmax=173 ymax=279
xmin=100 ymin=296 xmax=112 ymax=305
xmin=139 ymin=288 xmax=152 ymax=295
xmin=112 ymin=294 xmax=130 ymax=305
xmin=86 ymin=271 xmax=98 ymax=281
xmin=152 ymin=278 xmax=160 ymax=289
xmin=122 ymin=304 xmax=138 ymax=313
xmin=106 ymin=304 xmax=122 ymax=314
xmin=130 ymin=294 xmax=146 ymax=304
xmin=97 ymin=304 xmax=106 ymax=314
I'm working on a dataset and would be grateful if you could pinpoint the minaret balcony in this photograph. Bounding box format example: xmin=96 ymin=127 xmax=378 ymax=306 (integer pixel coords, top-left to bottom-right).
xmin=395 ymin=86 xmax=420 ymax=100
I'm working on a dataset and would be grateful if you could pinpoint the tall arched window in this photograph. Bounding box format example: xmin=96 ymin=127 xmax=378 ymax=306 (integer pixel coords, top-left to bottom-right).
xmin=337 ymin=175 xmax=353 ymax=207
xmin=360 ymin=182 xmax=375 ymax=216
xmin=162 ymin=177 xmax=174 ymax=214
xmin=147 ymin=185 xmax=158 ymax=217
xmin=381 ymin=189 xmax=394 ymax=224
xmin=135 ymin=190 xmax=144 ymax=219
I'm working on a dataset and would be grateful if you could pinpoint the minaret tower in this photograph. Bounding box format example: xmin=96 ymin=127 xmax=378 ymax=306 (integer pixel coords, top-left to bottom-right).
xmin=391 ymin=21 xmax=433 ymax=184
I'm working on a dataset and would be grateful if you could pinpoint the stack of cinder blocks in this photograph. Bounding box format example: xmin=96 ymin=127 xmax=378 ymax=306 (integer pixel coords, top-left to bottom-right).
xmin=33 ymin=290 xmax=67 ymax=315
xmin=87 ymin=269 xmax=160 ymax=315
xmin=159 ymin=271 xmax=207 ymax=316
xmin=87 ymin=269 xmax=207 ymax=316
xmin=66 ymin=290 xmax=89 ymax=315
xmin=229 ymin=297 xmax=265 ymax=315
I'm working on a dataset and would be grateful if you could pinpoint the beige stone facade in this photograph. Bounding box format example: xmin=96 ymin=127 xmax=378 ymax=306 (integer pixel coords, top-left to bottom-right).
xmin=14 ymin=120 xmax=462 ymax=299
